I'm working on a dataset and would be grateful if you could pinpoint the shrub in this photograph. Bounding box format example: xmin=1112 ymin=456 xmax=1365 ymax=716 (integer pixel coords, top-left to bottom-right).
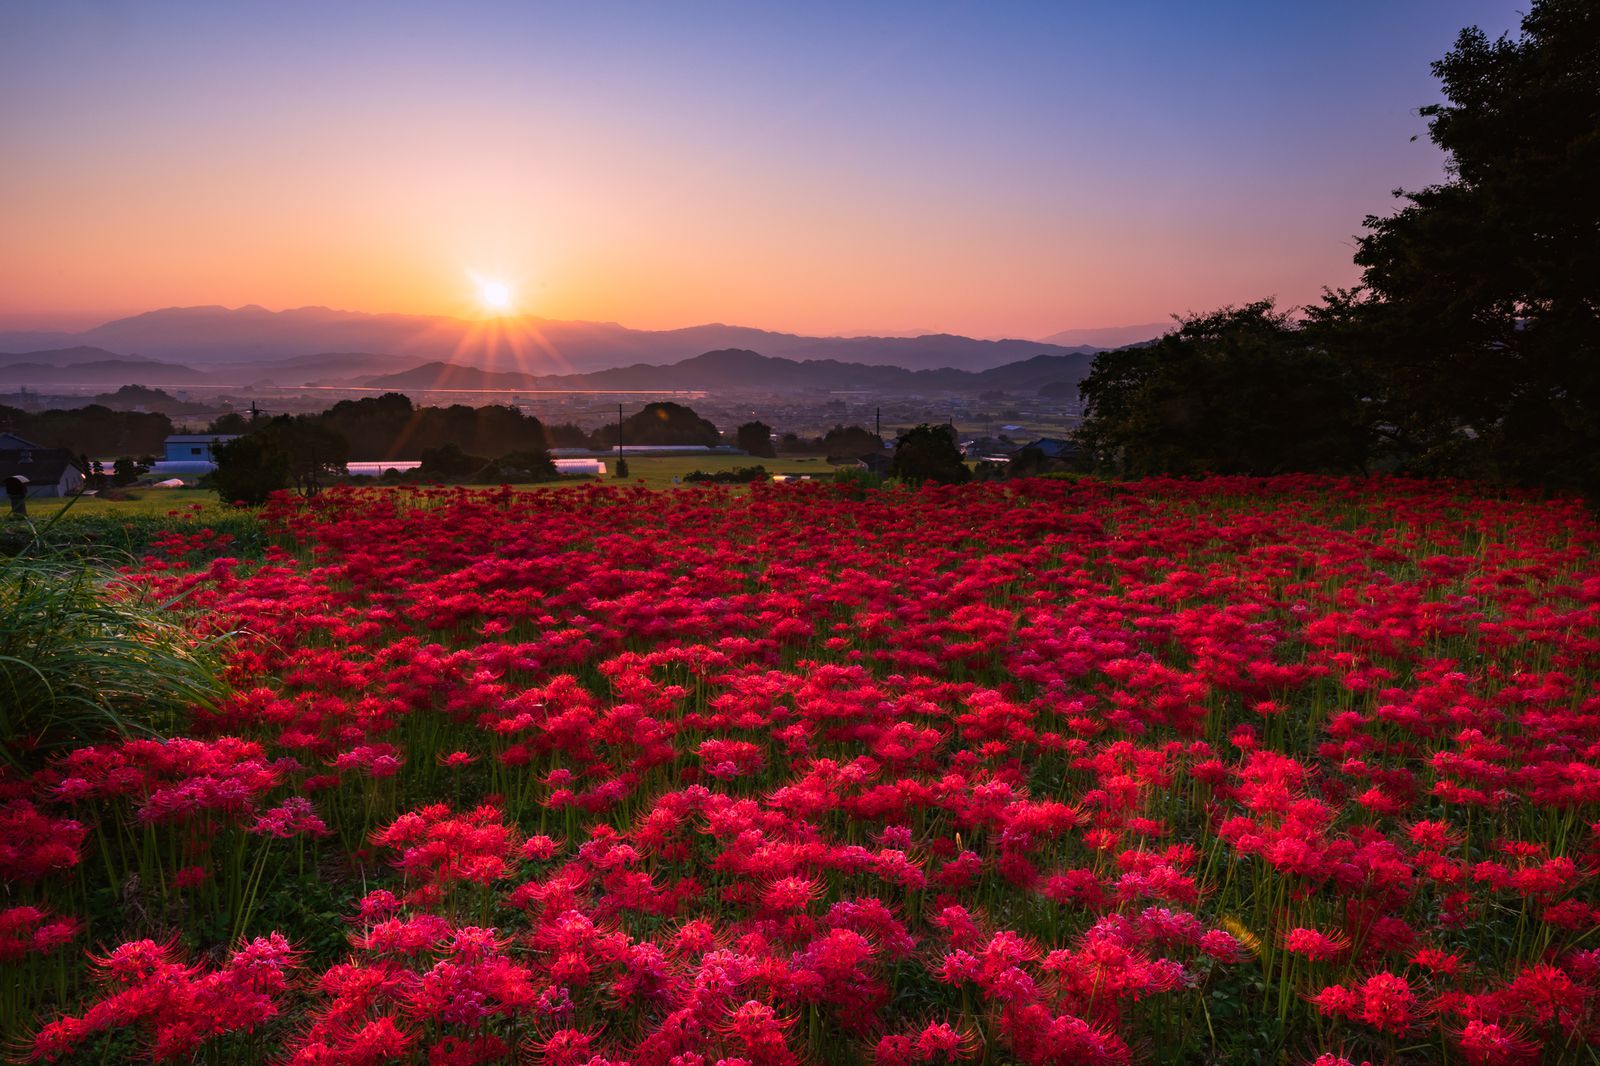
xmin=212 ymin=434 xmax=289 ymax=506
xmin=0 ymin=553 xmax=229 ymax=767
xmin=684 ymin=465 xmax=768 ymax=485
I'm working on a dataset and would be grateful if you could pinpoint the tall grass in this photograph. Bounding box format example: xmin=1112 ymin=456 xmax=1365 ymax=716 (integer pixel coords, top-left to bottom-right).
xmin=0 ymin=508 xmax=231 ymax=767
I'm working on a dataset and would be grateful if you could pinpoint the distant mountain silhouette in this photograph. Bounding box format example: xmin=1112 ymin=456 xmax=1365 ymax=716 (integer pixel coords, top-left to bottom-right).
xmin=0 ymin=345 xmax=134 ymax=366
xmin=1041 ymin=322 xmax=1170 ymax=348
xmin=0 ymin=305 xmax=1104 ymax=375
xmin=2 ymin=347 xmax=464 ymax=388
xmin=366 ymin=361 xmax=557 ymax=391
xmin=0 ymin=348 xmax=210 ymax=386
xmin=363 ymin=348 xmax=1098 ymax=395
xmin=249 ymin=352 xmax=417 ymax=385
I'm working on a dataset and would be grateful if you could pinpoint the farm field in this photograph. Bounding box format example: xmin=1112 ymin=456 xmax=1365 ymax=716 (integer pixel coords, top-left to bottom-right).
xmin=20 ymin=455 xmax=838 ymax=524
xmin=6 ymin=477 xmax=1600 ymax=1064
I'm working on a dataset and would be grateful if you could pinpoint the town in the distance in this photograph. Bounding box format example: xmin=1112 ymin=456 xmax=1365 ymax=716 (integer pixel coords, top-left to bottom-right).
xmin=2 ymin=304 xmax=1147 ymax=497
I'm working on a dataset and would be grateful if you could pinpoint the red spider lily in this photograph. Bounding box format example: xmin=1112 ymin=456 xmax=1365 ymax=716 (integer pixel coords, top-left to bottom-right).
xmin=10 ymin=478 xmax=1600 ymax=1062
xmin=1453 ymin=1019 xmax=1541 ymax=1065
xmin=0 ymin=905 xmax=78 ymax=962
xmin=31 ymin=935 xmax=298 ymax=1062
xmin=1312 ymin=972 xmax=1422 ymax=1036
xmin=0 ymin=801 xmax=85 ymax=881
xmin=1281 ymin=927 xmax=1352 ymax=963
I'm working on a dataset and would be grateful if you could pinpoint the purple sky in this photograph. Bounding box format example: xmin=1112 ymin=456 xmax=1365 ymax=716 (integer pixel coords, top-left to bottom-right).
xmin=0 ymin=1 xmax=1527 ymax=338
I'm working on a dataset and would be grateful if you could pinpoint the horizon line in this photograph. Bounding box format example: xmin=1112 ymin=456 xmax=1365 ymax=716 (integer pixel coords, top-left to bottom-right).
xmin=0 ymin=302 xmax=1175 ymax=346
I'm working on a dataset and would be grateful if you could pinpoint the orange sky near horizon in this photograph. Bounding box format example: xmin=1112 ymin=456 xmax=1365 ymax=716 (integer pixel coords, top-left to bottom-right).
xmin=0 ymin=2 xmax=1524 ymax=341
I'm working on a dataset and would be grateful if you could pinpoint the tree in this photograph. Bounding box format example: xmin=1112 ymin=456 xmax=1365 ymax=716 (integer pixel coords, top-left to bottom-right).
xmin=892 ymin=424 xmax=971 ymax=485
xmin=111 ymin=457 xmax=143 ymax=487
xmin=620 ymin=403 xmax=720 ymax=447
xmin=1073 ymin=301 xmax=1369 ymax=477
xmin=477 ymin=449 xmax=558 ymax=483
xmin=0 ymin=404 xmax=172 ymax=457
xmin=418 ymin=442 xmax=484 ymax=479
xmin=1350 ymin=0 xmax=1600 ymax=492
xmin=736 ymin=421 xmax=776 ymax=458
xmin=820 ymin=424 xmax=883 ymax=460
xmin=543 ymin=422 xmax=592 ymax=449
xmin=256 ymin=417 xmax=348 ymax=498
xmin=208 ymin=412 xmax=250 ymax=435
xmin=212 ymin=433 xmax=290 ymax=506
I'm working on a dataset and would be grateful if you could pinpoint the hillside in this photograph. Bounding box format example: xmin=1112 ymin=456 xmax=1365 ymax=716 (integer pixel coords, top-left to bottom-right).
xmin=0 ymin=305 xmax=1108 ymax=375
xmin=362 ymin=347 xmax=1098 ymax=394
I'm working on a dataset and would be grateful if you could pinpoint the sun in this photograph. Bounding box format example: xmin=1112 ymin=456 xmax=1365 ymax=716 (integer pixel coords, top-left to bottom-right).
xmin=478 ymin=279 xmax=514 ymax=314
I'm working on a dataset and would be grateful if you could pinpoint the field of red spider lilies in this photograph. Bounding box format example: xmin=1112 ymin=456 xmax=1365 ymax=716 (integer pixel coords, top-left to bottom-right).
xmin=6 ymin=477 xmax=1600 ymax=1065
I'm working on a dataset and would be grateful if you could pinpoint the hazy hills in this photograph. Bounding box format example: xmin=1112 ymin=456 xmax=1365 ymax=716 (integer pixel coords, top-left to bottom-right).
xmin=4 ymin=344 xmax=1097 ymax=397
xmin=0 ymin=305 xmax=1137 ymax=376
xmin=0 ymin=347 xmax=414 ymax=388
xmin=1041 ymin=322 xmax=1171 ymax=348
xmin=364 ymin=348 xmax=1097 ymax=394
xmin=0 ymin=347 xmax=214 ymax=386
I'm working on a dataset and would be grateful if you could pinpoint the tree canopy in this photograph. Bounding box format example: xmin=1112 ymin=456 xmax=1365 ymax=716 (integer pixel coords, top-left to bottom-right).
xmin=317 ymin=394 xmax=551 ymax=461
xmin=736 ymin=421 xmax=776 ymax=458
xmin=1075 ymin=0 xmax=1599 ymax=493
xmin=1347 ymin=0 xmax=1600 ymax=492
xmin=620 ymin=403 xmax=721 ymax=447
xmin=892 ymin=424 xmax=970 ymax=485
xmin=1075 ymin=302 xmax=1368 ymax=477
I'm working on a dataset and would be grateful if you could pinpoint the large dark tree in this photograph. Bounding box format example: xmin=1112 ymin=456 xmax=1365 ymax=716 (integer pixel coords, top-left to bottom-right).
xmin=315 ymin=394 xmax=551 ymax=461
xmin=619 ymin=403 xmax=720 ymax=447
xmin=0 ymin=404 xmax=172 ymax=457
xmin=1074 ymin=301 xmax=1368 ymax=477
xmin=820 ymin=424 xmax=883 ymax=460
xmin=735 ymin=421 xmax=775 ymax=458
xmin=1351 ymin=0 xmax=1600 ymax=491
xmin=257 ymin=416 xmax=349 ymax=498
xmin=892 ymin=424 xmax=970 ymax=485
xmin=211 ymin=433 xmax=290 ymax=506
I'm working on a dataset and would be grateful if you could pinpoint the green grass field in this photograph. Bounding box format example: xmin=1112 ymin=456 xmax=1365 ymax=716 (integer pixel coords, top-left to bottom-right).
xmin=23 ymin=488 xmax=226 ymax=521
xmin=597 ymin=453 xmax=837 ymax=489
xmin=10 ymin=455 xmax=843 ymax=530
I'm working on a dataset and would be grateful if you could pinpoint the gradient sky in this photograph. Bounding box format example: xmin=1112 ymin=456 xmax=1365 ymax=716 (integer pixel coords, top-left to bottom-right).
xmin=1 ymin=0 xmax=1526 ymax=339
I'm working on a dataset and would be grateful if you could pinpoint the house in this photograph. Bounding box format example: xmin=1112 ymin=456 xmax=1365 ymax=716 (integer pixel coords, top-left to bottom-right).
xmin=1021 ymin=437 xmax=1081 ymax=461
xmin=150 ymin=433 xmax=241 ymax=478
xmin=163 ymin=434 xmax=239 ymax=464
xmin=0 ymin=433 xmax=85 ymax=497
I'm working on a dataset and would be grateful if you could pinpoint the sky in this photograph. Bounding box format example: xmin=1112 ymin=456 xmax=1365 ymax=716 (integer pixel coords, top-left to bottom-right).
xmin=0 ymin=0 xmax=1527 ymax=340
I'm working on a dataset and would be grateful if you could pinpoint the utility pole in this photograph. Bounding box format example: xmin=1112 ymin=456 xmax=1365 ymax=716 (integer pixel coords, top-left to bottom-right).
xmin=876 ymin=407 xmax=881 ymax=443
xmin=617 ymin=403 xmax=624 ymax=459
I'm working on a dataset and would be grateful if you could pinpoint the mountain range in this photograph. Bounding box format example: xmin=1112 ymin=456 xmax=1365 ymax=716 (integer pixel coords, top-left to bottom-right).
xmin=364 ymin=349 xmax=1099 ymax=394
xmin=3 ymin=345 xmax=1097 ymax=397
xmin=0 ymin=305 xmax=1158 ymax=376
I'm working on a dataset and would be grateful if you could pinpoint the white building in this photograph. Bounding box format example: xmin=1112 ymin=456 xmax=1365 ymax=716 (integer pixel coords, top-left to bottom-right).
xmin=151 ymin=434 xmax=241 ymax=478
xmin=0 ymin=432 xmax=86 ymax=498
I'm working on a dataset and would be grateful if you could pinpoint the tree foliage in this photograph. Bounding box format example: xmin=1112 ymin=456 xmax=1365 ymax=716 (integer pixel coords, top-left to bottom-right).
xmin=0 ymin=404 xmax=170 ymax=458
xmin=1075 ymin=301 xmax=1368 ymax=477
xmin=419 ymin=443 xmax=485 ymax=479
xmin=211 ymin=433 xmax=290 ymax=506
xmin=1072 ymin=2 xmax=1597 ymax=492
xmin=819 ymin=424 xmax=883 ymax=460
xmin=317 ymin=393 xmax=551 ymax=461
xmin=257 ymin=416 xmax=349 ymax=499
xmin=1348 ymin=0 xmax=1600 ymax=491
xmin=892 ymin=423 xmax=970 ymax=485
xmin=736 ymin=420 xmax=776 ymax=458
xmin=620 ymin=403 xmax=721 ymax=447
